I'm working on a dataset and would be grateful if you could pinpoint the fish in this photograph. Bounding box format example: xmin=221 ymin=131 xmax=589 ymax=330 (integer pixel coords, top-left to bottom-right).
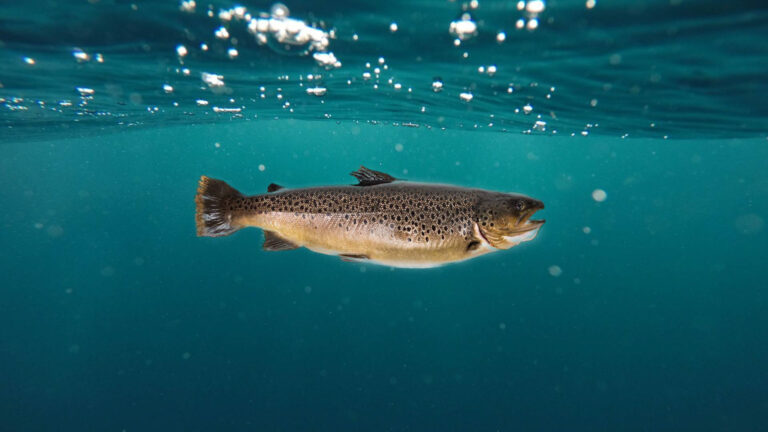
xmin=195 ymin=166 xmax=545 ymax=268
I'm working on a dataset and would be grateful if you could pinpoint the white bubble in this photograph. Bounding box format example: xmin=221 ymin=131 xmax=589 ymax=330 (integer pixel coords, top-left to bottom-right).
xmin=163 ymin=84 xmax=174 ymax=93
xmin=176 ymin=45 xmax=188 ymax=57
xmin=389 ymin=22 xmax=398 ymax=32
xmin=270 ymin=3 xmax=290 ymax=18
xmin=201 ymin=72 xmax=225 ymax=88
xmin=23 ymin=57 xmax=35 ymax=65
xmin=258 ymin=164 xmax=266 ymax=172
xmin=526 ymin=0 xmax=546 ymax=14
xmin=227 ymin=48 xmax=239 ymax=59
xmin=449 ymin=13 xmax=477 ymax=41
xmin=179 ymin=0 xmax=196 ymax=13
xmin=459 ymin=92 xmax=473 ymax=102
xmin=516 ymin=18 xmax=525 ymax=29
xmin=582 ymin=226 xmax=592 ymax=234
xmin=73 ymin=48 xmax=90 ymax=62
xmin=548 ymin=265 xmax=563 ymax=277
xmin=196 ymin=99 xmax=209 ymax=106
xmin=592 ymin=189 xmax=607 ymax=202
xmin=432 ymin=79 xmax=444 ymax=92
xmin=496 ymin=31 xmax=506 ymax=42
xmin=313 ymin=52 xmax=341 ymax=69
xmin=586 ymin=0 xmax=596 ymax=9
xmin=306 ymin=87 xmax=327 ymax=96
xmin=523 ymin=104 xmax=533 ymax=114
xmin=394 ymin=143 xmax=404 ymax=152
xmin=214 ymin=26 xmax=230 ymax=40
xmin=526 ymin=18 xmax=539 ymax=30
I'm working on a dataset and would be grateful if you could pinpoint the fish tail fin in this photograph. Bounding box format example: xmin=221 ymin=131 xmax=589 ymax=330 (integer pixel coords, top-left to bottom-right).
xmin=195 ymin=176 xmax=244 ymax=237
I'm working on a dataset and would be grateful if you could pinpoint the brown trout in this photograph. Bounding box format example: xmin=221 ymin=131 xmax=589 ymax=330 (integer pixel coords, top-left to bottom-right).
xmin=195 ymin=166 xmax=545 ymax=268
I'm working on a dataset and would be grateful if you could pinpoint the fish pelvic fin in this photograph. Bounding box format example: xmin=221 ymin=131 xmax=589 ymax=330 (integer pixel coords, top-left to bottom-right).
xmin=262 ymin=231 xmax=299 ymax=251
xmin=195 ymin=176 xmax=244 ymax=237
xmin=350 ymin=166 xmax=397 ymax=186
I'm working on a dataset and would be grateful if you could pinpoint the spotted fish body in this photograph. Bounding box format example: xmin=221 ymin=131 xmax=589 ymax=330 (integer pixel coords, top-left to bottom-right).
xmin=195 ymin=167 xmax=545 ymax=268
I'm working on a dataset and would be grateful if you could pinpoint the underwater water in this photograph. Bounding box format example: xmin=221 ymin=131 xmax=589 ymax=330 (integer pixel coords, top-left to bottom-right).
xmin=2 ymin=0 xmax=768 ymax=430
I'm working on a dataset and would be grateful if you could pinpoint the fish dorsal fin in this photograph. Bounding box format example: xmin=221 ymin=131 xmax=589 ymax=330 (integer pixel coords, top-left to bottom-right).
xmin=350 ymin=166 xmax=396 ymax=186
xmin=262 ymin=231 xmax=299 ymax=251
xmin=267 ymin=183 xmax=284 ymax=193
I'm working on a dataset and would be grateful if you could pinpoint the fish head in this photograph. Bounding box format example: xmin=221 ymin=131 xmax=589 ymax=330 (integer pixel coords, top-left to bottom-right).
xmin=477 ymin=193 xmax=545 ymax=249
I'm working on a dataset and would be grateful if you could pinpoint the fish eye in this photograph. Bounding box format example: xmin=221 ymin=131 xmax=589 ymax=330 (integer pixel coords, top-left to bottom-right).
xmin=514 ymin=200 xmax=525 ymax=211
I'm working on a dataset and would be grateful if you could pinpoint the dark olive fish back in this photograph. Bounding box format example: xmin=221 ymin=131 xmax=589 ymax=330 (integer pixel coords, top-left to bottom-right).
xmin=236 ymin=183 xmax=485 ymax=244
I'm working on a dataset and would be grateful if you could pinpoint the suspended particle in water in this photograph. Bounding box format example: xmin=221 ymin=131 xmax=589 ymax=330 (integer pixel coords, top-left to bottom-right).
xmin=591 ymin=189 xmax=607 ymax=202
xmin=496 ymin=31 xmax=506 ymax=42
xmin=523 ymin=104 xmax=533 ymax=114
xmin=548 ymin=265 xmax=563 ymax=277
xmin=582 ymin=226 xmax=592 ymax=234
xmin=258 ymin=164 xmax=266 ymax=172
xmin=394 ymin=143 xmax=404 ymax=152
xmin=586 ymin=0 xmax=596 ymax=9
xmin=459 ymin=92 xmax=473 ymax=102
xmin=163 ymin=84 xmax=174 ymax=93
xmin=23 ymin=57 xmax=35 ymax=65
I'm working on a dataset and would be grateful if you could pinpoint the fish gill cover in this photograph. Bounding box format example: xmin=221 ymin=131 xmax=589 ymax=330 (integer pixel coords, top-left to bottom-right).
xmin=0 ymin=0 xmax=767 ymax=141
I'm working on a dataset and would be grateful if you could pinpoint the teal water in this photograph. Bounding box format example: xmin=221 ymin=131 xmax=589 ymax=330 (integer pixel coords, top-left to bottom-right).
xmin=2 ymin=1 xmax=768 ymax=431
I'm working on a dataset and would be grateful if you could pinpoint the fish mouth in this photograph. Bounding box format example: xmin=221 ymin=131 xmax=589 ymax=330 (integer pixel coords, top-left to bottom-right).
xmin=513 ymin=206 xmax=545 ymax=233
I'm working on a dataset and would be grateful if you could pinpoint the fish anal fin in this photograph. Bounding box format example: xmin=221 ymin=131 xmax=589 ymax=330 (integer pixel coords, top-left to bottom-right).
xmin=263 ymin=231 xmax=299 ymax=251
xmin=339 ymin=254 xmax=369 ymax=263
xmin=350 ymin=166 xmax=397 ymax=186
xmin=267 ymin=183 xmax=284 ymax=193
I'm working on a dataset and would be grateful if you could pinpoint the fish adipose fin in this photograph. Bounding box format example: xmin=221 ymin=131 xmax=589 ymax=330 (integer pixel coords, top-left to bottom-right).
xmin=195 ymin=176 xmax=244 ymax=237
xmin=350 ymin=166 xmax=397 ymax=186
xmin=263 ymin=231 xmax=299 ymax=251
xmin=267 ymin=183 xmax=284 ymax=192
xmin=339 ymin=254 xmax=369 ymax=262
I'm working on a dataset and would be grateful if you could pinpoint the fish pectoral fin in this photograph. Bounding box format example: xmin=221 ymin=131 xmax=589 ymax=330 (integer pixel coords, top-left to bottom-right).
xmin=339 ymin=254 xmax=369 ymax=263
xmin=262 ymin=231 xmax=299 ymax=251
xmin=267 ymin=183 xmax=284 ymax=192
xmin=350 ymin=166 xmax=397 ymax=186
